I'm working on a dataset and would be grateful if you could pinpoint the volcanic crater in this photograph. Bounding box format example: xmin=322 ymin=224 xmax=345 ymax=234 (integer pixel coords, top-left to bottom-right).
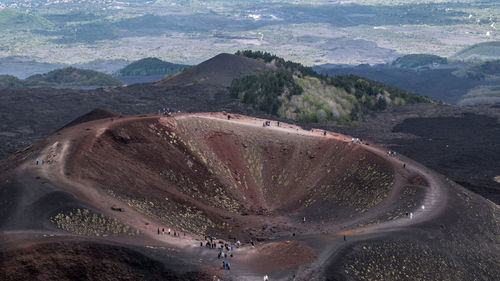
xmin=66 ymin=113 xmax=397 ymax=239
xmin=1 ymin=112 xmax=498 ymax=281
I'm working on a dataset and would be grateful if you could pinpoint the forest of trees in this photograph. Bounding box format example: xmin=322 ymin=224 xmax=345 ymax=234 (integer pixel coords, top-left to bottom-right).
xmin=329 ymin=74 xmax=434 ymax=109
xmin=230 ymin=70 xmax=302 ymax=115
xmin=453 ymin=59 xmax=500 ymax=80
xmin=392 ymin=54 xmax=448 ymax=68
xmin=231 ymin=50 xmax=435 ymax=123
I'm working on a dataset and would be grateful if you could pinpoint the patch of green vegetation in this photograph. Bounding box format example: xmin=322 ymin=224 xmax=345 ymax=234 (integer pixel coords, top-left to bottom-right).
xmin=0 ymin=8 xmax=54 ymax=30
xmin=452 ymin=41 xmax=500 ymax=62
xmin=50 ymin=208 xmax=139 ymax=237
xmin=236 ymin=50 xmax=318 ymax=77
xmin=24 ymin=67 xmax=124 ymax=87
xmin=457 ymin=85 xmax=500 ymax=106
xmin=279 ymin=76 xmax=355 ymax=123
xmin=230 ymin=70 xmax=302 ymax=115
xmin=392 ymin=54 xmax=448 ymax=68
xmin=231 ymin=50 xmax=434 ymax=123
xmin=116 ymin=57 xmax=188 ymax=77
xmin=0 ymin=75 xmax=24 ymax=88
xmin=328 ymin=74 xmax=435 ymax=113
xmin=453 ymin=59 xmax=500 ymax=80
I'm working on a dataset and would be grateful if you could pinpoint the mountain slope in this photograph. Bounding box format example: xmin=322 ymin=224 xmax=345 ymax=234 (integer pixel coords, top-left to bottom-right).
xmin=0 ymin=8 xmax=53 ymax=30
xmin=24 ymin=67 xmax=124 ymax=87
xmin=452 ymin=41 xmax=500 ymax=61
xmin=231 ymin=51 xmax=434 ymax=123
xmin=453 ymin=59 xmax=500 ymax=80
xmin=0 ymin=75 xmax=24 ymax=88
xmin=116 ymin=57 xmax=189 ymax=77
xmin=157 ymin=53 xmax=269 ymax=87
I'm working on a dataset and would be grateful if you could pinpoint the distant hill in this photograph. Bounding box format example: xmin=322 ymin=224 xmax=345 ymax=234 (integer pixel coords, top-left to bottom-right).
xmin=231 ymin=50 xmax=434 ymax=123
xmin=313 ymin=63 xmax=491 ymax=105
xmin=457 ymin=86 xmax=500 ymax=106
xmin=75 ymin=59 xmax=129 ymax=75
xmin=453 ymin=59 xmax=500 ymax=80
xmin=452 ymin=41 xmax=500 ymax=61
xmin=0 ymin=8 xmax=53 ymax=30
xmin=24 ymin=67 xmax=124 ymax=87
xmin=116 ymin=58 xmax=188 ymax=77
xmin=157 ymin=53 xmax=269 ymax=87
xmin=0 ymin=75 xmax=25 ymax=88
xmin=392 ymin=54 xmax=447 ymax=68
xmin=0 ymin=67 xmax=124 ymax=88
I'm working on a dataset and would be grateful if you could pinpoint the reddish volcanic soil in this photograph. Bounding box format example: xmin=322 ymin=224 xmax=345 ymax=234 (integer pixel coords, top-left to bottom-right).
xmin=0 ymin=112 xmax=498 ymax=281
xmin=240 ymin=240 xmax=317 ymax=272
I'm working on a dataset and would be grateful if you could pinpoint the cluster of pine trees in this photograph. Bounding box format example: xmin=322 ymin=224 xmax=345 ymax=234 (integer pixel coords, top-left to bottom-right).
xmin=231 ymin=50 xmax=434 ymax=123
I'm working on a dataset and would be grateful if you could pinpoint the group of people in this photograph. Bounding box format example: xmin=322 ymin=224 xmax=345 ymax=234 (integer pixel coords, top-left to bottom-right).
xmin=202 ymin=235 xmax=295 ymax=281
xmin=262 ymin=120 xmax=286 ymax=128
xmin=221 ymin=260 xmax=231 ymax=270
xmin=200 ymin=235 xmax=242 ymax=272
xmin=386 ymin=150 xmax=397 ymax=157
xmin=258 ymin=119 xmax=333 ymax=141
xmin=35 ymin=157 xmax=46 ymax=165
xmin=351 ymin=137 xmax=362 ymax=144
xmin=217 ymin=241 xmax=236 ymax=270
xmin=157 ymin=227 xmax=184 ymax=238
xmin=161 ymin=107 xmax=179 ymax=116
